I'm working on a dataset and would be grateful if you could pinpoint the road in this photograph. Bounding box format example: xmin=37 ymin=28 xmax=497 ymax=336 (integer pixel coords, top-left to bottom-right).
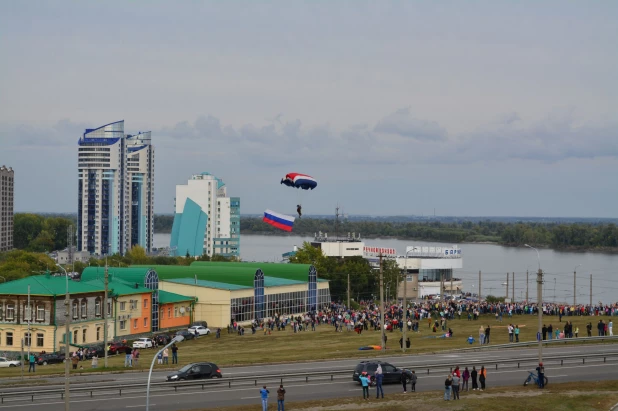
xmin=2 ymin=345 xmax=617 ymax=411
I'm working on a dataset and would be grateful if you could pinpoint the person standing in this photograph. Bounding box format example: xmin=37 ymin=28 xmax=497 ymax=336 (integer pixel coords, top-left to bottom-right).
xmin=91 ymin=354 xmax=98 ymax=369
xmin=401 ymin=370 xmax=408 ymax=393
xmin=452 ymin=373 xmax=461 ymax=400
xmin=171 ymin=343 xmax=178 ymax=364
xmin=375 ymin=369 xmax=384 ymax=399
xmin=471 ymin=366 xmax=478 ymax=390
xmin=536 ymin=362 xmax=545 ymax=389
xmin=462 ymin=367 xmax=470 ymax=392
xmin=132 ymin=348 xmax=139 ymax=367
xmin=586 ymin=322 xmax=592 ymax=337
xmin=515 ymin=325 xmax=520 ymax=342
xmin=124 ymin=346 xmax=133 ymax=367
xmin=479 ymin=326 xmax=485 ymax=345
xmin=163 ymin=347 xmax=169 ymax=364
xmin=444 ymin=374 xmax=452 ymax=401
xmin=360 ymin=372 xmax=370 ymax=400
xmin=610 ymin=320 xmax=614 ymax=336
xmin=260 ymin=385 xmax=270 ymax=411
xmin=479 ymin=366 xmax=487 ymax=391
xmin=542 ymin=324 xmax=547 ymax=340
xmin=28 ymin=353 xmax=36 ymax=373
xmin=485 ymin=325 xmax=491 ymax=344
xmin=508 ymin=324 xmax=514 ymax=342
xmin=276 ymin=384 xmax=286 ymax=411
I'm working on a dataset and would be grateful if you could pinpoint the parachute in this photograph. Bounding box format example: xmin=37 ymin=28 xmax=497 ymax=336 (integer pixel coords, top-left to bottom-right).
xmin=263 ymin=209 xmax=296 ymax=232
xmin=280 ymin=173 xmax=317 ymax=190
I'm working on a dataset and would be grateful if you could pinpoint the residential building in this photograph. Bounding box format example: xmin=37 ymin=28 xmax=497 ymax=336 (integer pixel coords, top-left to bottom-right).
xmin=56 ymin=247 xmax=91 ymax=264
xmin=77 ymin=121 xmax=154 ymax=256
xmin=158 ymin=290 xmax=196 ymax=330
xmin=0 ymin=165 xmax=14 ymax=252
xmin=0 ymin=274 xmax=110 ymax=353
xmin=170 ymin=173 xmax=240 ymax=258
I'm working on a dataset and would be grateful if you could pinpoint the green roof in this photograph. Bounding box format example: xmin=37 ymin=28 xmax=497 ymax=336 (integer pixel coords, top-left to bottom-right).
xmin=158 ymin=290 xmax=196 ymax=304
xmin=81 ymin=267 xmax=155 ymax=286
xmin=164 ymin=278 xmax=250 ymax=291
xmin=0 ymin=275 xmax=103 ymax=296
xmin=189 ymin=262 xmax=313 ymax=282
xmin=132 ymin=265 xmax=262 ymax=287
xmin=82 ymin=278 xmax=151 ymax=297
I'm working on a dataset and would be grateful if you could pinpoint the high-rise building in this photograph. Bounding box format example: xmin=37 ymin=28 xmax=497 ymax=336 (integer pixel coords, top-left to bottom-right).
xmin=170 ymin=172 xmax=240 ymax=258
xmin=0 ymin=165 xmax=14 ymax=252
xmin=77 ymin=121 xmax=154 ymax=256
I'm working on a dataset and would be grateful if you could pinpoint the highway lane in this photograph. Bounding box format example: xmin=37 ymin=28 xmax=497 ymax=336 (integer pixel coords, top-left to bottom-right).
xmin=2 ymin=343 xmax=616 ymax=388
xmin=2 ymin=360 xmax=616 ymax=411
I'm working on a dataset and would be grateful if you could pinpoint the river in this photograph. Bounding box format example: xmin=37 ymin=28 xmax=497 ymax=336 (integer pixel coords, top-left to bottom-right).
xmin=153 ymin=233 xmax=618 ymax=304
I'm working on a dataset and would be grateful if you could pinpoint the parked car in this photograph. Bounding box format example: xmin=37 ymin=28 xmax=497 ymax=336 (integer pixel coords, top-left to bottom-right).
xmin=108 ymin=342 xmax=131 ymax=355
xmin=352 ymin=361 xmax=412 ymax=385
xmin=37 ymin=353 xmax=66 ymax=365
xmin=83 ymin=346 xmax=105 ymax=359
xmin=174 ymin=330 xmax=195 ymax=341
xmin=0 ymin=357 xmax=21 ymax=367
xmin=188 ymin=325 xmax=211 ymax=336
xmin=154 ymin=334 xmax=172 ymax=346
xmin=167 ymin=362 xmax=222 ymax=381
xmin=132 ymin=338 xmax=154 ymax=349
xmin=191 ymin=321 xmax=208 ymax=329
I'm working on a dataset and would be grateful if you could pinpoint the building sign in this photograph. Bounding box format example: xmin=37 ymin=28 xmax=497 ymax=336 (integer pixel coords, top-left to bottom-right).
xmin=363 ymin=246 xmax=397 ymax=257
xmin=405 ymin=245 xmax=462 ymax=258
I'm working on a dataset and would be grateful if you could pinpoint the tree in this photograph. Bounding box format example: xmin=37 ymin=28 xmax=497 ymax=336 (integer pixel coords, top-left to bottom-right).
xmin=289 ymin=242 xmax=329 ymax=275
xmin=0 ymin=250 xmax=57 ymax=281
xmin=125 ymin=245 xmax=151 ymax=265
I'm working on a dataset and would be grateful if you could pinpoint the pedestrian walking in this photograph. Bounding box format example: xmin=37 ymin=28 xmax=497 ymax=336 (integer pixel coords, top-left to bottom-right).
xmin=28 ymin=353 xmax=36 ymax=372
xmin=479 ymin=366 xmax=487 ymax=391
xmin=171 ymin=343 xmax=178 ymax=364
xmin=462 ymin=367 xmax=470 ymax=391
xmin=444 ymin=374 xmax=452 ymax=401
xmin=277 ymin=384 xmax=286 ymax=411
xmin=360 ymin=372 xmax=370 ymax=400
xmin=452 ymin=373 xmax=461 ymax=400
xmin=471 ymin=366 xmax=478 ymax=390
xmin=259 ymin=385 xmax=269 ymax=411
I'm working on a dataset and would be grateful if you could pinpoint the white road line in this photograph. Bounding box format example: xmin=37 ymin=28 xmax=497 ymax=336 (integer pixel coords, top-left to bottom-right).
xmin=126 ymin=405 xmax=155 ymax=408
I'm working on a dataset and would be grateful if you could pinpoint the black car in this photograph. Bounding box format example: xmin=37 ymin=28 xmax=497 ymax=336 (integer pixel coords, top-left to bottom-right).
xmin=37 ymin=353 xmax=65 ymax=365
xmin=83 ymin=346 xmax=105 ymax=359
xmin=353 ymin=361 xmax=412 ymax=385
xmin=166 ymin=362 xmax=222 ymax=381
xmin=174 ymin=330 xmax=195 ymax=341
xmin=154 ymin=334 xmax=172 ymax=346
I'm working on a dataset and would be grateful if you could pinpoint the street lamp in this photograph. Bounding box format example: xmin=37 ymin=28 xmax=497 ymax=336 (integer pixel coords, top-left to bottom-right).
xmin=524 ymin=244 xmax=543 ymax=365
xmin=56 ymin=263 xmax=71 ymax=411
xmin=402 ymin=248 xmax=414 ymax=353
xmin=147 ymin=335 xmax=184 ymax=411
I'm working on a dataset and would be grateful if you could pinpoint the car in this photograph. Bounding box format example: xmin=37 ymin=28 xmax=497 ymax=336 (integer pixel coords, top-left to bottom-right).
xmin=37 ymin=353 xmax=66 ymax=365
xmin=0 ymin=357 xmax=21 ymax=367
xmin=188 ymin=326 xmax=211 ymax=336
xmin=108 ymin=342 xmax=131 ymax=355
xmin=174 ymin=330 xmax=195 ymax=340
xmin=83 ymin=346 xmax=105 ymax=359
xmin=191 ymin=321 xmax=208 ymax=329
xmin=132 ymin=338 xmax=154 ymax=349
xmin=353 ymin=361 xmax=412 ymax=385
xmin=167 ymin=362 xmax=222 ymax=381
xmin=154 ymin=334 xmax=172 ymax=346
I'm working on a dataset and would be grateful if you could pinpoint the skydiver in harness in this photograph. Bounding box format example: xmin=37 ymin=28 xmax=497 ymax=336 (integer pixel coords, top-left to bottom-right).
xmin=297 ymin=205 xmax=302 ymax=219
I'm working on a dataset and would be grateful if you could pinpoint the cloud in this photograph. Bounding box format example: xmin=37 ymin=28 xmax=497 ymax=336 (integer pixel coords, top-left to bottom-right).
xmin=374 ymin=107 xmax=448 ymax=141
xmin=0 ymin=119 xmax=90 ymax=148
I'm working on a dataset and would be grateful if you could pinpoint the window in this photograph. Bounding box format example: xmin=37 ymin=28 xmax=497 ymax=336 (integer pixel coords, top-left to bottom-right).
xmin=95 ymin=300 xmax=101 ymax=316
xmin=168 ymin=307 xmax=171 ymax=318
xmin=24 ymin=332 xmax=31 ymax=347
xmin=120 ymin=302 xmax=126 ymax=311
xmin=143 ymin=299 xmax=148 ymax=308
xmin=36 ymin=333 xmax=44 ymax=347
xmin=120 ymin=320 xmax=127 ymax=330
xmin=36 ymin=305 xmax=45 ymax=321
xmin=24 ymin=303 xmax=32 ymax=321
xmin=72 ymin=301 xmax=79 ymax=319
xmin=174 ymin=307 xmax=178 ymax=318
xmin=133 ymin=319 xmax=138 ymax=329
xmin=6 ymin=332 xmax=13 ymax=346
xmin=73 ymin=330 xmax=79 ymax=344
xmin=143 ymin=317 xmax=148 ymax=327
xmin=6 ymin=304 xmax=14 ymax=320
xmin=96 ymin=327 xmax=101 ymax=340
xmin=107 ymin=301 xmax=112 ymax=316
xmin=130 ymin=300 xmax=137 ymax=310
xmin=82 ymin=329 xmax=87 ymax=343
xmin=81 ymin=300 xmax=87 ymax=318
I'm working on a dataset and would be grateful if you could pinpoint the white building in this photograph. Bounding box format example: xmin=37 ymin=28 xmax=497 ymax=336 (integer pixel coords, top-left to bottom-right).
xmin=171 ymin=173 xmax=240 ymax=258
xmin=0 ymin=165 xmax=14 ymax=252
xmin=77 ymin=121 xmax=154 ymax=256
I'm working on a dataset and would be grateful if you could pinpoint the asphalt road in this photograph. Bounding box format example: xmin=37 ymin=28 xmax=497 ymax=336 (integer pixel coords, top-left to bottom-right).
xmin=2 ymin=345 xmax=617 ymax=411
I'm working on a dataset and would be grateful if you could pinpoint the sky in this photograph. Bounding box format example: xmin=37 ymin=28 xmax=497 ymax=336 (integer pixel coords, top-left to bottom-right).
xmin=1 ymin=1 xmax=617 ymax=217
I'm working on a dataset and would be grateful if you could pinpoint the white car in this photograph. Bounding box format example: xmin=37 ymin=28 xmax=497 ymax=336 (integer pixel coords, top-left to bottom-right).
xmin=0 ymin=357 xmax=20 ymax=367
xmin=132 ymin=338 xmax=154 ymax=349
xmin=188 ymin=325 xmax=211 ymax=336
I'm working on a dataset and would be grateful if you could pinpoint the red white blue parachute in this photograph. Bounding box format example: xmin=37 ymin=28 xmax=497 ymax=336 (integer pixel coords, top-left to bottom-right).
xmin=280 ymin=173 xmax=317 ymax=190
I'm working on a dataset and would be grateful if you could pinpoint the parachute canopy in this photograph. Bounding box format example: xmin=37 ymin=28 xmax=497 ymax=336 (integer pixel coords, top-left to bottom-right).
xmin=263 ymin=209 xmax=296 ymax=232
xmin=280 ymin=173 xmax=317 ymax=190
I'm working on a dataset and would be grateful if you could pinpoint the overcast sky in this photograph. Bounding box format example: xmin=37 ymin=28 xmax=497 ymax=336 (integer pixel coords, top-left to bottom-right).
xmin=1 ymin=1 xmax=617 ymax=217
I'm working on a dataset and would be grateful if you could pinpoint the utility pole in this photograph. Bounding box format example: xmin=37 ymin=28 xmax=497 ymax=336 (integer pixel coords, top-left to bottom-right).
xmin=512 ymin=272 xmax=515 ymax=302
xmin=347 ymin=273 xmax=350 ymax=309
xmin=589 ymin=274 xmax=592 ymax=308
xmin=526 ymin=270 xmax=529 ymax=302
xmin=402 ymin=266 xmax=407 ymax=353
xmin=478 ymin=270 xmax=481 ymax=300
xmin=537 ymin=267 xmax=543 ymax=364
xmin=27 ymin=285 xmax=31 ymax=363
xmin=506 ymin=273 xmax=509 ymax=299
xmin=104 ymin=258 xmax=109 ymax=368
xmin=379 ymin=254 xmax=385 ymax=350
xmin=64 ymin=271 xmax=71 ymax=411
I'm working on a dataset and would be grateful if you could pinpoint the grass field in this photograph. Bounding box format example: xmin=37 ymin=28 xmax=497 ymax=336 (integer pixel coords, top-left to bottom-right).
xmin=185 ymin=380 xmax=618 ymax=411
xmin=0 ymin=313 xmax=614 ymax=379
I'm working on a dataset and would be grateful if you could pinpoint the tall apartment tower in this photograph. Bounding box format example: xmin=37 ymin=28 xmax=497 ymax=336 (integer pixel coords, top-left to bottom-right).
xmin=77 ymin=121 xmax=154 ymax=256
xmin=0 ymin=165 xmax=14 ymax=252
xmin=170 ymin=172 xmax=240 ymax=258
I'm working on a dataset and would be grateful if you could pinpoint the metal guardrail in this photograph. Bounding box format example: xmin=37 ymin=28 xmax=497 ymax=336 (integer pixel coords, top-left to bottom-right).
xmin=452 ymin=335 xmax=618 ymax=352
xmin=2 ymin=352 xmax=618 ymax=403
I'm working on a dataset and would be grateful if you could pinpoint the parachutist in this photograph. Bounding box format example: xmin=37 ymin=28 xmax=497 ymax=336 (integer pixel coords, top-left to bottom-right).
xmin=297 ymin=205 xmax=302 ymax=218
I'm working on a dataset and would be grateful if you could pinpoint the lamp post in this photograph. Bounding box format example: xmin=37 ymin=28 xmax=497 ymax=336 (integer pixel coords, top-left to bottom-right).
xmin=573 ymin=264 xmax=581 ymax=307
xmin=524 ymin=244 xmax=543 ymax=365
xmin=402 ymin=248 xmax=414 ymax=353
xmin=147 ymin=335 xmax=184 ymax=411
xmin=56 ymin=264 xmax=71 ymax=411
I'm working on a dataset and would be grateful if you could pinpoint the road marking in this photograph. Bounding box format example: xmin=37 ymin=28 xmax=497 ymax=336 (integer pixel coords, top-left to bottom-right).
xmin=240 ymin=396 xmax=260 ymax=399
xmin=126 ymin=405 xmax=155 ymax=408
